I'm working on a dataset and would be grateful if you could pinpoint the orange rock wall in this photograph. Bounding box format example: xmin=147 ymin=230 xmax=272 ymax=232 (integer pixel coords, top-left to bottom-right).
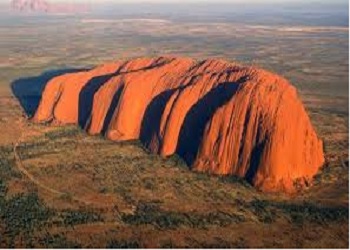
xmin=33 ymin=57 xmax=325 ymax=192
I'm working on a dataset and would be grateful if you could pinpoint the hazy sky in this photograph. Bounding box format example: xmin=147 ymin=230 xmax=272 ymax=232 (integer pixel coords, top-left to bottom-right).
xmin=2 ymin=0 xmax=348 ymax=3
xmin=59 ymin=0 xmax=346 ymax=2
xmin=2 ymin=0 xmax=347 ymax=9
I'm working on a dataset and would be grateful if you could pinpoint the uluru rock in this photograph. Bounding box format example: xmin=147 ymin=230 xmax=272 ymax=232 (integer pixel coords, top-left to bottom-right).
xmin=32 ymin=56 xmax=325 ymax=192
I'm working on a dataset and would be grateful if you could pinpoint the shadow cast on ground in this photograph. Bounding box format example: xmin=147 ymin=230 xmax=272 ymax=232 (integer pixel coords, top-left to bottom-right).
xmin=11 ymin=68 xmax=87 ymax=117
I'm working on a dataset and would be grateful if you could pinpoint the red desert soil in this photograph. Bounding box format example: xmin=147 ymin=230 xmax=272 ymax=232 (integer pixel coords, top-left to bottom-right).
xmin=33 ymin=56 xmax=325 ymax=192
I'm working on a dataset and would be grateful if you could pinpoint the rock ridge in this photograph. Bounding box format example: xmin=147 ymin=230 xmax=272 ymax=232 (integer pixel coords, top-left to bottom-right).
xmin=32 ymin=56 xmax=325 ymax=192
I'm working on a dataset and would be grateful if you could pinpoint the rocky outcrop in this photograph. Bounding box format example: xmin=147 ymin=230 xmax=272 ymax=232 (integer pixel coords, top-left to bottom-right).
xmin=32 ymin=56 xmax=325 ymax=192
xmin=12 ymin=0 xmax=49 ymax=12
xmin=11 ymin=0 xmax=88 ymax=13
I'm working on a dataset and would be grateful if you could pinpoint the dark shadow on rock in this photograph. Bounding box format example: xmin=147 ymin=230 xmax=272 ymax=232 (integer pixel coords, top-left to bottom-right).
xmin=238 ymin=105 xmax=266 ymax=184
xmin=140 ymin=89 xmax=178 ymax=151
xmin=176 ymin=80 xmax=246 ymax=167
xmin=245 ymin=140 xmax=266 ymax=184
xmin=78 ymin=58 xmax=175 ymax=129
xmin=139 ymin=74 xmax=207 ymax=153
xmin=101 ymin=85 xmax=125 ymax=135
xmin=78 ymin=72 xmax=119 ymax=129
xmin=11 ymin=68 xmax=86 ymax=118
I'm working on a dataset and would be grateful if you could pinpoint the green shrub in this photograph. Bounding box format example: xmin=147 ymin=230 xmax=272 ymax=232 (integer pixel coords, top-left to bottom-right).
xmin=245 ymin=199 xmax=349 ymax=225
xmin=44 ymin=127 xmax=82 ymax=140
xmin=106 ymin=239 xmax=141 ymax=248
xmin=121 ymin=202 xmax=244 ymax=229
xmin=248 ymin=199 xmax=276 ymax=223
xmin=60 ymin=210 xmax=103 ymax=226
xmin=0 ymin=192 xmax=53 ymax=236
xmin=275 ymin=201 xmax=349 ymax=225
xmin=38 ymin=234 xmax=81 ymax=248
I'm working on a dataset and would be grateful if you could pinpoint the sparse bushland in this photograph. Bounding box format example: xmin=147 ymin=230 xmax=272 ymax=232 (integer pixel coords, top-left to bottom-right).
xmin=37 ymin=234 xmax=82 ymax=248
xmin=0 ymin=107 xmax=347 ymax=247
xmin=44 ymin=126 xmax=83 ymax=140
xmin=0 ymin=179 xmax=54 ymax=247
xmin=246 ymin=199 xmax=349 ymax=225
xmin=60 ymin=210 xmax=103 ymax=226
xmin=121 ymin=201 xmax=244 ymax=229
xmin=0 ymin=146 xmax=22 ymax=180
xmin=106 ymin=239 xmax=141 ymax=248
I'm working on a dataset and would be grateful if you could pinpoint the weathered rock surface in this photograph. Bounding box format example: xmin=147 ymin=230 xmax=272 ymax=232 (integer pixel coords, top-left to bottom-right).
xmin=33 ymin=56 xmax=325 ymax=192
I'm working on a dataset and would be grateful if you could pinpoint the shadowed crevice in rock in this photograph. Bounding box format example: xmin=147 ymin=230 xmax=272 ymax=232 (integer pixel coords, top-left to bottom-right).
xmin=176 ymin=82 xmax=241 ymax=166
xmin=139 ymin=73 xmax=207 ymax=153
xmin=101 ymin=85 xmax=125 ymax=135
xmin=78 ymin=58 xmax=176 ymax=129
xmin=236 ymin=104 xmax=268 ymax=184
xmin=140 ymin=88 xmax=178 ymax=151
xmin=119 ymin=57 xmax=176 ymax=75
xmin=78 ymin=72 xmax=120 ymax=129
xmin=245 ymin=141 xmax=266 ymax=184
xmin=11 ymin=68 xmax=87 ymax=117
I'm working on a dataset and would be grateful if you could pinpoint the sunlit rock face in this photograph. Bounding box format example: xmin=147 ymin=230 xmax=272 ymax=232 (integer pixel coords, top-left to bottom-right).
xmin=33 ymin=56 xmax=325 ymax=192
